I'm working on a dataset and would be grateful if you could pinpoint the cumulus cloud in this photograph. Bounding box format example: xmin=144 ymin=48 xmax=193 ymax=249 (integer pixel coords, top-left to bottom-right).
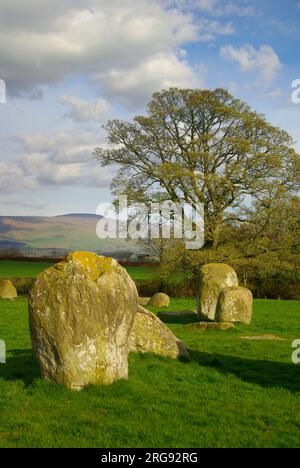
xmin=0 ymin=161 xmax=36 ymax=193
xmin=220 ymin=44 xmax=282 ymax=84
xmin=0 ymin=0 xmax=199 ymax=102
xmin=0 ymin=131 xmax=113 ymax=193
xmin=60 ymin=95 xmax=110 ymax=122
xmin=13 ymin=131 xmax=100 ymax=163
xmin=96 ymin=51 xmax=204 ymax=108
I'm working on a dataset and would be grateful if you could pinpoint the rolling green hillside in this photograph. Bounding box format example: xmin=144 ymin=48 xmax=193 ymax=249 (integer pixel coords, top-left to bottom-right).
xmin=0 ymin=214 xmax=145 ymax=257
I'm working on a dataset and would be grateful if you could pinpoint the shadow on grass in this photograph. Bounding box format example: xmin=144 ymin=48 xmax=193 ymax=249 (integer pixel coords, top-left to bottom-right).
xmin=2 ymin=348 xmax=299 ymax=394
xmin=0 ymin=349 xmax=40 ymax=386
xmin=158 ymin=313 xmax=199 ymax=325
xmin=189 ymin=350 xmax=300 ymax=393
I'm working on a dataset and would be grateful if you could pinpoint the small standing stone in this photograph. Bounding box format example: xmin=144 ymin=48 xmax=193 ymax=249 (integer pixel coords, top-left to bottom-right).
xmin=198 ymin=263 xmax=238 ymax=321
xmin=216 ymin=286 xmax=253 ymax=325
xmin=148 ymin=293 xmax=170 ymax=308
xmin=0 ymin=280 xmax=17 ymax=299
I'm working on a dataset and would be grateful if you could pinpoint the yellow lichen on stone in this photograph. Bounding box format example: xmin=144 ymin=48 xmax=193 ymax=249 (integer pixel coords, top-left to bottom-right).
xmin=54 ymin=251 xmax=114 ymax=281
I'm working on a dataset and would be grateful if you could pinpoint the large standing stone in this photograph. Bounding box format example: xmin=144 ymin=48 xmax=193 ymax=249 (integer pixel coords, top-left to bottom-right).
xmin=198 ymin=263 xmax=238 ymax=321
xmin=29 ymin=252 xmax=138 ymax=390
xmin=216 ymin=286 xmax=253 ymax=325
xmin=129 ymin=305 xmax=188 ymax=359
xmin=148 ymin=293 xmax=170 ymax=308
xmin=0 ymin=280 xmax=17 ymax=299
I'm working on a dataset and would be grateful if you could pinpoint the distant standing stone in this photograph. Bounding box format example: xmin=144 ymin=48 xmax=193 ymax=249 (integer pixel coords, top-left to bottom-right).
xmin=216 ymin=286 xmax=253 ymax=325
xmin=0 ymin=280 xmax=17 ymax=299
xmin=29 ymin=252 xmax=138 ymax=390
xmin=129 ymin=305 xmax=189 ymax=359
xmin=148 ymin=293 xmax=170 ymax=308
xmin=198 ymin=263 xmax=238 ymax=321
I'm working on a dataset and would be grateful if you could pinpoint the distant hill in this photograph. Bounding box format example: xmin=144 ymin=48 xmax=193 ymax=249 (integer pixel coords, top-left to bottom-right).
xmin=0 ymin=214 xmax=147 ymax=259
xmin=54 ymin=213 xmax=102 ymax=219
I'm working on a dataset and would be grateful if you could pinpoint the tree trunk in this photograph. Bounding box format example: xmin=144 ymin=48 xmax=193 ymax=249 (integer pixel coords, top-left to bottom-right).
xmin=212 ymin=217 xmax=222 ymax=249
xmin=195 ymin=273 xmax=201 ymax=320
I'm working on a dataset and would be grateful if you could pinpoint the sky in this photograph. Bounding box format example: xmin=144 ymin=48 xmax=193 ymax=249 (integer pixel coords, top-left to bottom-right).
xmin=0 ymin=0 xmax=300 ymax=216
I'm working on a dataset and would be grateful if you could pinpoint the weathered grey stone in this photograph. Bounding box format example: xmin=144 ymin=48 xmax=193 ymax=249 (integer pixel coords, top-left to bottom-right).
xmin=29 ymin=252 xmax=138 ymax=390
xmin=129 ymin=305 xmax=188 ymax=359
xmin=148 ymin=293 xmax=170 ymax=308
xmin=216 ymin=286 xmax=253 ymax=324
xmin=198 ymin=263 xmax=238 ymax=321
xmin=0 ymin=280 xmax=17 ymax=299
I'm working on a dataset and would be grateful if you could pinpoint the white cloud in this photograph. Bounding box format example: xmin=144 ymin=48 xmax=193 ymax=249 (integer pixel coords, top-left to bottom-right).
xmin=197 ymin=19 xmax=234 ymax=41
xmin=13 ymin=131 xmax=99 ymax=164
xmin=0 ymin=0 xmax=199 ymax=103
xmin=60 ymin=95 xmax=110 ymax=122
xmin=96 ymin=52 xmax=204 ymax=108
xmin=0 ymin=130 xmax=113 ymax=193
xmin=220 ymin=44 xmax=282 ymax=84
xmin=0 ymin=161 xmax=36 ymax=193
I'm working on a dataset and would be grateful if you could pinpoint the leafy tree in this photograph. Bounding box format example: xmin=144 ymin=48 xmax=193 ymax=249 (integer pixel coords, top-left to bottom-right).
xmin=94 ymin=88 xmax=300 ymax=249
xmin=94 ymin=88 xmax=300 ymax=310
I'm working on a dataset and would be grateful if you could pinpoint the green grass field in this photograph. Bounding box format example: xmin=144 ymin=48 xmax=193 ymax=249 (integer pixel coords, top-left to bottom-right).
xmin=0 ymin=261 xmax=53 ymax=279
xmin=0 ymin=260 xmax=158 ymax=281
xmin=0 ymin=296 xmax=300 ymax=448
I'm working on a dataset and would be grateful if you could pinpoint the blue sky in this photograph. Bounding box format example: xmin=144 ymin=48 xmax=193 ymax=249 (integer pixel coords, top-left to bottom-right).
xmin=0 ymin=0 xmax=299 ymax=216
